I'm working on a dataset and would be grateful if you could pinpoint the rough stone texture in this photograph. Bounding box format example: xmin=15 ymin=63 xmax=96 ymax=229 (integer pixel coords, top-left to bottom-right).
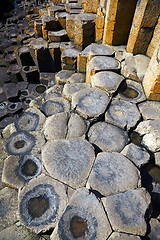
xmin=55 ymin=12 xmax=69 ymax=29
xmin=102 ymin=188 xmax=151 ymax=236
xmin=105 ymin=99 xmax=141 ymax=130
xmin=43 ymin=112 xmax=68 ymax=140
xmin=48 ymin=29 xmax=68 ymax=42
xmin=66 ymin=73 xmax=86 ymax=83
xmin=55 ymin=70 xmax=74 ymax=85
xmin=45 ymin=85 xmax=63 ymax=100
xmin=88 ymin=121 xmax=128 ymax=152
xmin=95 ymin=7 xmax=105 ymax=43
xmin=118 ymin=79 xmax=146 ymax=103
xmin=42 ymin=138 xmax=95 ymax=189
xmin=155 ymin=152 xmax=160 ymax=167
xmin=66 ymin=14 xmax=77 ymax=41
xmin=61 ymin=48 xmax=79 ymax=70
xmin=138 ymin=100 xmax=160 ymax=120
xmin=0 ymin=187 xmax=18 ymax=231
xmin=72 ymin=87 xmax=110 ymax=119
xmin=87 ymin=152 xmax=141 ymax=196
xmin=108 ymin=232 xmax=141 ymax=240
xmin=121 ymin=143 xmax=150 ymax=168
xmin=29 ymin=130 xmax=45 ymax=156
xmin=62 ymin=83 xmax=90 ymax=101
xmin=86 ymin=56 xmax=120 ymax=83
xmin=142 ymin=132 xmax=160 ymax=152
xmin=148 ymin=218 xmax=160 ymax=240
xmin=66 ymin=113 xmax=88 ymax=139
xmin=0 ymin=221 xmax=39 ymax=240
xmin=91 ymin=71 xmax=124 ymax=94
xmin=18 ymin=174 xmax=68 ymax=234
xmin=135 ymin=120 xmax=160 ymax=135
xmin=51 ymin=188 xmax=112 ymax=240
xmin=25 ymin=107 xmax=46 ymax=131
xmin=0 ymin=139 xmax=8 ymax=190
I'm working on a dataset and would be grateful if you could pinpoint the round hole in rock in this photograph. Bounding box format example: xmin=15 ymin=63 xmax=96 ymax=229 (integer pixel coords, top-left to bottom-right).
xmin=70 ymin=215 xmax=88 ymax=238
xmin=120 ymin=86 xmax=139 ymax=99
xmin=24 ymin=98 xmax=32 ymax=104
xmin=129 ymin=131 xmax=143 ymax=148
xmin=28 ymin=195 xmax=49 ymax=219
xmin=14 ymin=140 xmax=25 ymax=149
xmin=21 ymin=90 xmax=29 ymax=96
xmin=23 ymin=66 xmax=30 ymax=72
xmin=35 ymin=85 xmax=46 ymax=94
xmin=8 ymin=103 xmax=17 ymax=110
xmin=21 ymin=159 xmax=38 ymax=177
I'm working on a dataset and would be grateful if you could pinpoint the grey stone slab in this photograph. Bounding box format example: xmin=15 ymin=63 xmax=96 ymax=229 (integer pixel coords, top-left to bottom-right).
xmin=62 ymin=83 xmax=91 ymax=101
xmin=48 ymin=29 xmax=68 ymax=42
xmin=66 ymin=73 xmax=86 ymax=83
xmin=45 ymin=85 xmax=63 ymax=100
xmin=42 ymin=138 xmax=95 ymax=189
xmin=0 ymin=187 xmax=18 ymax=231
xmin=108 ymin=232 xmax=141 ymax=240
xmin=28 ymin=130 xmax=45 ymax=156
xmin=66 ymin=113 xmax=88 ymax=139
xmin=118 ymin=79 xmax=146 ymax=103
xmin=135 ymin=120 xmax=160 ymax=135
xmin=102 ymin=188 xmax=151 ymax=236
xmin=148 ymin=218 xmax=160 ymax=240
xmin=142 ymin=132 xmax=160 ymax=152
xmin=72 ymin=87 xmax=110 ymax=119
xmin=82 ymin=43 xmax=115 ymax=56
xmin=155 ymin=152 xmax=160 ymax=167
xmin=25 ymin=107 xmax=46 ymax=131
xmin=18 ymin=174 xmax=68 ymax=234
xmin=105 ymin=99 xmax=141 ymax=130
xmin=138 ymin=100 xmax=160 ymax=120
xmin=51 ymin=188 xmax=112 ymax=240
xmin=55 ymin=70 xmax=75 ymax=85
xmin=88 ymin=122 xmax=128 ymax=152
xmin=91 ymin=71 xmax=124 ymax=94
xmin=121 ymin=143 xmax=150 ymax=168
xmin=86 ymin=152 xmax=141 ymax=196
xmin=87 ymin=56 xmax=120 ymax=72
xmin=43 ymin=112 xmax=68 ymax=140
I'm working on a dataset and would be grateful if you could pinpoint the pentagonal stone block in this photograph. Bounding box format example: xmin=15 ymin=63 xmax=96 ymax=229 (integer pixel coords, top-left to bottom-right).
xmin=51 ymin=188 xmax=112 ymax=240
xmin=121 ymin=143 xmax=150 ymax=168
xmin=18 ymin=174 xmax=68 ymax=233
xmin=108 ymin=232 xmax=141 ymax=240
xmin=86 ymin=56 xmax=120 ymax=83
xmin=0 ymin=187 xmax=18 ymax=231
xmin=87 ymin=152 xmax=141 ymax=196
xmin=91 ymin=71 xmax=124 ymax=94
xmin=42 ymin=138 xmax=95 ymax=188
xmin=102 ymin=188 xmax=151 ymax=236
xmin=48 ymin=29 xmax=69 ymax=42
xmin=105 ymin=99 xmax=141 ymax=130
xmin=88 ymin=121 xmax=128 ymax=152
xmin=72 ymin=87 xmax=110 ymax=119
xmin=138 ymin=100 xmax=160 ymax=120
xmin=62 ymin=83 xmax=91 ymax=101
xmin=55 ymin=70 xmax=74 ymax=85
xmin=43 ymin=112 xmax=68 ymax=140
xmin=2 ymin=154 xmax=42 ymax=189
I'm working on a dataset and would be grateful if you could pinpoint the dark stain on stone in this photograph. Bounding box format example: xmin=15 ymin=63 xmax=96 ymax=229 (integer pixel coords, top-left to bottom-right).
xmin=15 ymin=112 xmax=39 ymax=131
xmin=28 ymin=195 xmax=49 ymax=219
xmin=35 ymin=85 xmax=46 ymax=94
xmin=21 ymin=159 xmax=38 ymax=177
xmin=70 ymin=215 xmax=88 ymax=238
xmin=14 ymin=140 xmax=25 ymax=149
xmin=120 ymin=86 xmax=139 ymax=99
xmin=129 ymin=131 xmax=143 ymax=147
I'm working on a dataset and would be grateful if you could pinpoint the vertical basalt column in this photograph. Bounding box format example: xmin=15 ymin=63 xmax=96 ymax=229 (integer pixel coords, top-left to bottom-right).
xmin=142 ymin=44 xmax=160 ymax=100
xmin=82 ymin=0 xmax=99 ymax=13
xmin=103 ymin=0 xmax=137 ymax=46
xmin=95 ymin=6 xmax=105 ymax=43
xmin=126 ymin=0 xmax=160 ymax=54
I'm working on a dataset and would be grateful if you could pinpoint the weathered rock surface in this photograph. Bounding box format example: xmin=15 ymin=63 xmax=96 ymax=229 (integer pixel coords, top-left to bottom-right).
xmin=121 ymin=143 xmax=150 ymax=168
xmin=87 ymin=152 xmax=141 ymax=196
xmin=51 ymin=188 xmax=112 ymax=240
xmin=25 ymin=108 xmax=46 ymax=130
xmin=108 ymin=232 xmax=141 ymax=240
xmin=82 ymin=43 xmax=115 ymax=57
xmin=138 ymin=100 xmax=160 ymax=120
xmin=88 ymin=121 xmax=128 ymax=152
xmin=62 ymin=83 xmax=90 ymax=101
xmin=102 ymin=188 xmax=151 ymax=236
xmin=55 ymin=70 xmax=74 ymax=85
xmin=148 ymin=218 xmax=160 ymax=240
xmin=105 ymin=99 xmax=141 ymax=130
xmin=66 ymin=72 xmax=86 ymax=83
xmin=155 ymin=152 xmax=160 ymax=167
xmin=42 ymin=138 xmax=95 ymax=189
xmin=72 ymin=87 xmax=110 ymax=119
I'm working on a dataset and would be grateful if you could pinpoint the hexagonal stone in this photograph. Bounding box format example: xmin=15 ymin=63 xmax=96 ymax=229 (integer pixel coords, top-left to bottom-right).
xmin=148 ymin=218 xmax=160 ymax=240
xmin=50 ymin=188 xmax=112 ymax=240
xmin=0 ymin=187 xmax=18 ymax=231
xmin=105 ymin=99 xmax=141 ymax=130
xmin=91 ymin=71 xmax=124 ymax=94
xmin=72 ymin=87 xmax=110 ymax=119
xmin=118 ymin=79 xmax=146 ymax=103
xmin=121 ymin=143 xmax=150 ymax=168
xmin=18 ymin=174 xmax=68 ymax=234
xmin=66 ymin=73 xmax=86 ymax=83
xmin=55 ymin=70 xmax=75 ymax=85
xmin=15 ymin=112 xmax=40 ymax=132
xmin=66 ymin=113 xmax=88 ymax=139
xmin=2 ymin=154 xmax=42 ymax=189
xmin=25 ymin=108 xmax=46 ymax=131
xmin=138 ymin=101 xmax=160 ymax=120
xmin=108 ymin=232 xmax=141 ymax=240
xmin=102 ymin=188 xmax=151 ymax=236
xmin=45 ymin=85 xmax=63 ymax=100
xmin=42 ymin=138 xmax=95 ymax=188
xmin=62 ymin=83 xmax=91 ymax=101
xmin=86 ymin=152 xmax=141 ymax=196
xmin=43 ymin=112 xmax=68 ymax=140
xmin=88 ymin=122 xmax=128 ymax=152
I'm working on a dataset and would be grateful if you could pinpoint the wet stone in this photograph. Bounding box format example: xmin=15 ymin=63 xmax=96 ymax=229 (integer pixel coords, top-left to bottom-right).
xmin=87 ymin=152 xmax=141 ymax=196
xmin=121 ymin=143 xmax=150 ymax=168
xmin=43 ymin=112 xmax=68 ymax=140
xmin=102 ymin=188 xmax=151 ymax=236
xmin=91 ymin=71 xmax=124 ymax=94
xmin=0 ymin=187 xmax=18 ymax=231
xmin=42 ymin=138 xmax=95 ymax=189
xmin=18 ymin=174 xmax=68 ymax=233
xmin=62 ymin=83 xmax=91 ymax=101
xmin=105 ymin=99 xmax=141 ymax=130
xmin=108 ymin=232 xmax=141 ymax=240
xmin=148 ymin=218 xmax=160 ymax=240
xmin=138 ymin=100 xmax=160 ymax=120
xmin=88 ymin=121 xmax=128 ymax=152
xmin=72 ymin=87 xmax=110 ymax=120
xmin=55 ymin=70 xmax=75 ymax=85
xmin=51 ymin=188 xmax=112 ymax=240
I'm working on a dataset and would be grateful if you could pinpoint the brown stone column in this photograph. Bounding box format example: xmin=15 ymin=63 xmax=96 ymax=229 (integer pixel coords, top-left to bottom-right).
xmin=142 ymin=44 xmax=160 ymax=100
xmin=127 ymin=0 xmax=160 ymax=54
xmin=103 ymin=0 xmax=137 ymax=45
